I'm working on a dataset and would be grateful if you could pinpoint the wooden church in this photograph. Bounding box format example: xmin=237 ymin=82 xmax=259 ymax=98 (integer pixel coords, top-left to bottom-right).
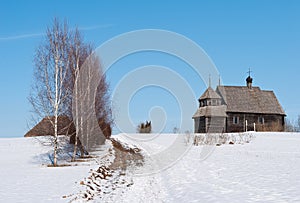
xmin=192 ymin=74 xmax=286 ymax=133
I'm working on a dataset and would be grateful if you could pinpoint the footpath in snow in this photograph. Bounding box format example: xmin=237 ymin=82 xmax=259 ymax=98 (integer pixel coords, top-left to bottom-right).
xmin=111 ymin=132 xmax=300 ymax=203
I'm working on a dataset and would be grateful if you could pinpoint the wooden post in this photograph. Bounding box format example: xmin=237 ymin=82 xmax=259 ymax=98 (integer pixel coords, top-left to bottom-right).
xmin=245 ymin=120 xmax=248 ymax=132
xmin=254 ymin=122 xmax=256 ymax=132
xmin=243 ymin=114 xmax=246 ymax=132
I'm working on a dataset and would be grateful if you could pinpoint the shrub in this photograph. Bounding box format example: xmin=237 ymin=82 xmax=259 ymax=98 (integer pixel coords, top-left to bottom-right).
xmin=137 ymin=121 xmax=152 ymax=133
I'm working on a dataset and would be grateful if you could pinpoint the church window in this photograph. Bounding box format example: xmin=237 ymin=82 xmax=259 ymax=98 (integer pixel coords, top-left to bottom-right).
xmin=259 ymin=116 xmax=264 ymax=124
xmin=212 ymin=99 xmax=216 ymax=105
xmin=233 ymin=116 xmax=239 ymax=124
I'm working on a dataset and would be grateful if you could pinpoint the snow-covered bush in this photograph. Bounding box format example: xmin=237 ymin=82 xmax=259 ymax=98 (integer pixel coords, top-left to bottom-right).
xmin=193 ymin=132 xmax=255 ymax=146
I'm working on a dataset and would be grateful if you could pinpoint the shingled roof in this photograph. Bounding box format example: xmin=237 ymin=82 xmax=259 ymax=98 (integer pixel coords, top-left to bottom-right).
xmin=216 ymin=86 xmax=285 ymax=115
xmin=199 ymin=87 xmax=221 ymax=100
xmin=25 ymin=115 xmax=112 ymax=140
xmin=24 ymin=116 xmax=75 ymax=137
xmin=193 ymin=105 xmax=227 ymax=118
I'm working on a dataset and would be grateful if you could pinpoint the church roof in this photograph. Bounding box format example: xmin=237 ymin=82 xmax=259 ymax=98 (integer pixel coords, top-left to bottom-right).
xmin=199 ymin=87 xmax=221 ymax=100
xmin=216 ymin=86 xmax=285 ymax=115
xmin=193 ymin=105 xmax=227 ymax=118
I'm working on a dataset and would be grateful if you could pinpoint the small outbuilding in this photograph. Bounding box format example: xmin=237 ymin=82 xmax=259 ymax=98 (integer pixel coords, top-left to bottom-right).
xmin=24 ymin=116 xmax=75 ymax=137
xmin=24 ymin=115 xmax=112 ymax=141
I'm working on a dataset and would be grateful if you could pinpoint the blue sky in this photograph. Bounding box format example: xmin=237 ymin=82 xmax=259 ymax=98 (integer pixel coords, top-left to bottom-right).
xmin=0 ymin=0 xmax=299 ymax=137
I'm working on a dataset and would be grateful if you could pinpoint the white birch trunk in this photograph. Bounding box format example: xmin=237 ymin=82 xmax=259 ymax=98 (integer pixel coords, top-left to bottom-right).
xmin=72 ymin=76 xmax=79 ymax=161
xmin=53 ymin=58 xmax=59 ymax=166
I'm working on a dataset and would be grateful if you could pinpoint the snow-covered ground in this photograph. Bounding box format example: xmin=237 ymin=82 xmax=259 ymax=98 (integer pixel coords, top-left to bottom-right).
xmin=0 ymin=136 xmax=111 ymax=203
xmin=1 ymin=132 xmax=300 ymax=202
xmin=108 ymin=132 xmax=300 ymax=202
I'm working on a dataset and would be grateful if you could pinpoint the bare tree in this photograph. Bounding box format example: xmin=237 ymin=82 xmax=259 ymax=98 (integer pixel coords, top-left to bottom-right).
xmin=71 ymin=49 xmax=103 ymax=160
xmin=30 ymin=18 xmax=113 ymax=164
xmin=67 ymin=29 xmax=91 ymax=160
xmin=173 ymin=127 xmax=180 ymax=134
xmin=285 ymin=118 xmax=296 ymax=132
xmin=67 ymin=29 xmax=112 ymax=160
xmin=297 ymin=115 xmax=300 ymax=132
xmin=29 ymin=19 xmax=71 ymax=166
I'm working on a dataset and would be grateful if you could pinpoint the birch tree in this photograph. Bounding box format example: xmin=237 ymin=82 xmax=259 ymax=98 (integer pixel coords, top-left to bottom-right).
xmin=71 ymin=50 xmax=109 ymax=159
xmin=29 ymin=19 xmax=70 ymax=166
xmin=68 ymin=29 xmax=95 ymax=160
xmin=68 ymin=29 xmax=113 ymax=160
xmin=30 ymin=19 xmax=113 ymax=164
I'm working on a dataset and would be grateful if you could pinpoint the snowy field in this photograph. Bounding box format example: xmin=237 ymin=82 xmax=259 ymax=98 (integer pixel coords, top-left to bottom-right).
xmin=1 ymin=132 xmax=300 ymax=202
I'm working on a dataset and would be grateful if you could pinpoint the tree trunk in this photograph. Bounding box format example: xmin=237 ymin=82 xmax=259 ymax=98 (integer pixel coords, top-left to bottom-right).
xmin=53 ymin=59 xmax=59 ymax=166
xmin=72 ymin=70 xmax=79 ymax=161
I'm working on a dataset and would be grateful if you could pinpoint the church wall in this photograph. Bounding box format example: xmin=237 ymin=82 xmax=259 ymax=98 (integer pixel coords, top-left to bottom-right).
xmin=194 ymin=116 xmax=226 ymax=133
xmin=206 ymin=117 xmax=226 ymax=133
xmin=227 ymin=113 xmax=285 ymax=132
xmin=194 ymin=117 xmax=200 ymax=133
xmin=195 ymin=117 xmax=206 ymax=133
